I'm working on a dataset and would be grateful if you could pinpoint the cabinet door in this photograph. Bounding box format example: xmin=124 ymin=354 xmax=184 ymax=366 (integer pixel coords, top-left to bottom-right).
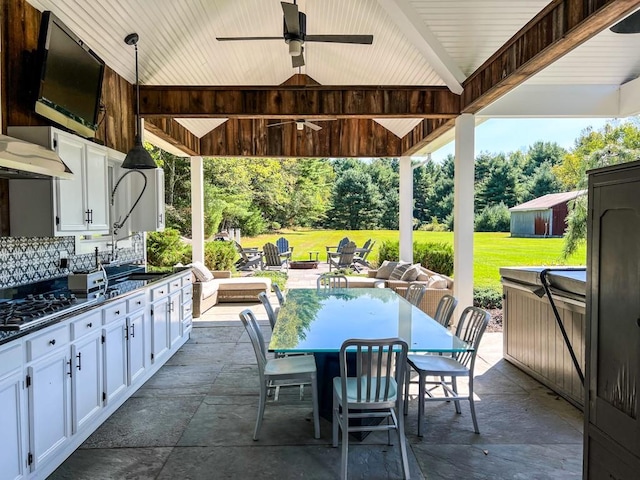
xmin=103 ymin=319 xmax=127 ymax=405
xmin=84 ymin=145 xmax=109 ymax=232
xmin=130 ymin=168 xmax=165 ymax=232
xmin=54 ymin=132 xmax=86 ymax=233
xmin=127 ymin=311 xmax=147 ymax=385
xmin=28 ymin=352 xmax=71 ymax=471
xmin=169 ymin=292 xmax=182 ymax=347
xmin=71 ymin=331 xmax=103 ymax=433
xmin=589 ymin=179 xmax=640 ymax=452
xmin=151 ymin=298 xmax=170 ymax=363
xmin=0 ymin=372 xmax=27 ymax=480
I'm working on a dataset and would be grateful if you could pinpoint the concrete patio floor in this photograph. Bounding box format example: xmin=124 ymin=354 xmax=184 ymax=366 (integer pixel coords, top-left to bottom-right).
xmin=50 ymin=263 xmax=584 ymax=479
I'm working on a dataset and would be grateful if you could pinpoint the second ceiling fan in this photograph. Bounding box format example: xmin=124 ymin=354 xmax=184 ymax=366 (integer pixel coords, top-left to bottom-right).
xmin=216 ymin=1 xmax=374 ymax=67
xmin=267 ymin=119 xmax=335 ymax=131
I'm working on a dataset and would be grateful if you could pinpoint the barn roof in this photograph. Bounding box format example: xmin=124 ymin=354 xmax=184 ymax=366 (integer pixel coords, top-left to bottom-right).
xmin=509 ymin=190 xmax=587 ymax=212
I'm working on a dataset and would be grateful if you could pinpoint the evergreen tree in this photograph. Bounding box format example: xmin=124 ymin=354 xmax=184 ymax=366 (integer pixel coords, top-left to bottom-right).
xmin=328 ymin=169 xmax=382 ymax=229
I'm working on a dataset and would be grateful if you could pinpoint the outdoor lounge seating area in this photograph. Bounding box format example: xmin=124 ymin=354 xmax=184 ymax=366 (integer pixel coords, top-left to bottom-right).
xmin=51 ymin=264 xmax=584 ymax=479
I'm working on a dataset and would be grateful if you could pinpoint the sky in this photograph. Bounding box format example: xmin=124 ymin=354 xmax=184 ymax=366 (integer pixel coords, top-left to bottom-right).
xmin=428 ymin=117 xmax=615 ymax=163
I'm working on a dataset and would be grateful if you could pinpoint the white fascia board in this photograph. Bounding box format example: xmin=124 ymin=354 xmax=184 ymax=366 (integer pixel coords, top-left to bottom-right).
xmin=377 ymin=0 xmax=465 ymax=94
xmin=412 ymin=118 xmax=488 ymax=157
xmin=478 ymin=85 xmax=620 ymax=118
xmin=619 ymin=76 xmax=640 ymax=117
xmin=142 ymin=126 xmax=191 ymax=158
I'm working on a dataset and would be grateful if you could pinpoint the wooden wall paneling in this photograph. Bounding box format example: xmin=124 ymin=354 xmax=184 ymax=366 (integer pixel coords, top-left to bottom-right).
xmin=0 ymin=179 xmax=9 ymax=236
xmin=144 ymin=117 xmax=199 ymax=156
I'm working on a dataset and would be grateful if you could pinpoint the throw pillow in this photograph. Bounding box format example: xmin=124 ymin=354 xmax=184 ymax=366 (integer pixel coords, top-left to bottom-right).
xmin=375 ymin=261 xmax=399 ymax=279
xmin=416 ymin=271 xmax=430 ymax=281
xmin=389 ymin=262 xmax=411 ymax=281
xmin=191 ymin=261 xmax=214 ymax=282
xmin=400 ymin=263 xmax=422 ymax=282
xmin=427 ymin=274 xmax=448 ymax=289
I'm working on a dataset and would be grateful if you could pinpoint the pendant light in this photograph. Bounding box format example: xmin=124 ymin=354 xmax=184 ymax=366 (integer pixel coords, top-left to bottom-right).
xmin=122 ymin=33 xmax=156 ymax=169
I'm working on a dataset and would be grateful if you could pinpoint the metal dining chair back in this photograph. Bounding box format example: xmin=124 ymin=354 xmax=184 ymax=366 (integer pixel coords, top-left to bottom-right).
xmin=239 ymin=309 xmax=320 ymax=441
xmin=404 ymin=283 xmax=427 ymax=307
xmin=433 ymin=294 xmax=458 ymax=328
xmin=273 ymin=283 xmax=286 ymax=306
xmin=258 ymin=292 xmax=277 ymax=330
xmin=317 ymin=273 xmax=349 ymax=289
xmin=332 ymin=338 xmax=410 ymax=479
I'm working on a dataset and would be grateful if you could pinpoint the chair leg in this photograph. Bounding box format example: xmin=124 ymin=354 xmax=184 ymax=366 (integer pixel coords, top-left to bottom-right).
xmin=451 ymin=377 xmax=462 ymax=414
xmin=468 ymin=375 xmax=480 ymax=434
xmin=341 ymin=413 xmax=349 ymax=480
xmin=417 ymin=371 xmax=426 ymax=437
xmin=311 ymin=373 xmax=320 ymax=439
xmin=403 ymin=366 xmax=411 ymax=414
xmin=332 ymin=391 xmax=339 ymax=448
xmin=254 ymin=381 xmax=268 ymax=441
xmin=396 ymin=406 xmax=411 ymax=479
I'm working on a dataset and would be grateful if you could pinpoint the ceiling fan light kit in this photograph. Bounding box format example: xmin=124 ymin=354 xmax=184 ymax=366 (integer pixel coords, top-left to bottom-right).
xmin=216 ymin=1 xmax=373 ymax=67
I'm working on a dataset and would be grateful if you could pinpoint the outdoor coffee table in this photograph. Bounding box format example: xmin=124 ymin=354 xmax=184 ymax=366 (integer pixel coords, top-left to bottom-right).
xmin=308 ymin=251 xmax=320 ymax=261
xmin=269 ymin=288 xmax=470 ymax=425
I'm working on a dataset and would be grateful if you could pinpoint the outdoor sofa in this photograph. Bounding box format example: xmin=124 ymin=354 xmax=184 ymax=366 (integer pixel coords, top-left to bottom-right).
xmin=345 ymin=261 xmax=453 ymax=317
xmin=188 ymin=262 xmax=272 ymax=317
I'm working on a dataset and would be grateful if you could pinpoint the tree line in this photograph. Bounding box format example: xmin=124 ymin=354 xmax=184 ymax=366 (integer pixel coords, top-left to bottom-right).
xmin=148 ymin=118 xmax=640 ymax=247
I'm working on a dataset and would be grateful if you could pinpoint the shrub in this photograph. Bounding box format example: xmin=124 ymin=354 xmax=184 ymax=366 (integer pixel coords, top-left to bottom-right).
xmin=165 ymin=205 xmax=191 ymax=236
xmin=203 ymin=241 xmax=237 ymax=271
xmin=251 ymin=270 xmax=288 ymax=291
xmin=377 ymin=240 xmax=399 ymax=264
xmin=473 ymin=286 xmax=502 ymax=309
xmin=147 ymin=228 xmax=190 ymax=268
xmin=416 ymin=217 xmax=449 ymax=232
xmin=377 ymin=240 xmax=454 ymax=276
xmin=475 ymin=203 xmax=510 ymax=232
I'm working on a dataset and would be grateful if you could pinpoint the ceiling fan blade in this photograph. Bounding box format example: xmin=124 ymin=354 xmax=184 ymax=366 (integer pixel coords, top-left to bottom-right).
xmin=305 ymin=34 xmax=374 ymax=44
xmin=281 ymin=2 xmax=300 ymax=36
xmin=304 ymin=121 xmax=322 ymax=131
xmin=216 ymin=36 xmax=282 ymax=41
xmin=292 ymin=49 xmax=305 ymax=68
xmin=267 ymin=121 xmax=294 ymax=128
xmin=610 ymin=10 xmax=640 ymax=33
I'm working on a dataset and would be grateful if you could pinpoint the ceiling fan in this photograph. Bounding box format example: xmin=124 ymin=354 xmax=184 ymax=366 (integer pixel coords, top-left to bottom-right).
xmin=267 ymin=119 xmax=335 ymax=131
xmin=216 ymin=1 xmax=374 ymax=67
xmin=610 ymin=10 xmax=640 ymax=33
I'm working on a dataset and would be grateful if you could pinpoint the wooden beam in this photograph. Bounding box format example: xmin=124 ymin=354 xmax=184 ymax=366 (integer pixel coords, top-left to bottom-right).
xmin=144 ymin=117 xmax=200 ymax=156
xmin=199 ymin=118 xmax=405 ymax=157
xmin=462 ymin=0 xmax=640 ymax=113
xmin=139 ymin=85 xmax=460 ymax=119
xmin=401 ymin=118 xmax=457 ymax=157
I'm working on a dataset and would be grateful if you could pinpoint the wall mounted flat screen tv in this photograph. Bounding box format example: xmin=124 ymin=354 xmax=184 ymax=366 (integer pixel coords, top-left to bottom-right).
xmin=35 ymin=11 xmax=105 ymax=138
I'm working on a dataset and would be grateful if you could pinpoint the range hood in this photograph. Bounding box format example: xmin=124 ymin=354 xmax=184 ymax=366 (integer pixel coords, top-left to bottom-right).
xmin=0 ymin=134 xmax=74 ymax=180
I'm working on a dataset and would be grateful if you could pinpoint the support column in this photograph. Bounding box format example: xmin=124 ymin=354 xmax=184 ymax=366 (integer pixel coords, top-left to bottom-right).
xmin=398 ymin=156 xmax=413 ymax=263
xmin=453 ymin=114 xmax=475 ymax=321
xmin=190 ymin=156 xmax=205 ymax=264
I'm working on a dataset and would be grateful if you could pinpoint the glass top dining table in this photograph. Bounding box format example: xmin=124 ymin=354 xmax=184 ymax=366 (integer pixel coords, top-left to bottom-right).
xmin=269 ymin=288 xmax=470 ymax=354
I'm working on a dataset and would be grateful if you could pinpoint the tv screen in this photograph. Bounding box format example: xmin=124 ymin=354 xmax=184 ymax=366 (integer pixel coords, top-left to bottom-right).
xmin=35 ymin=11 xmax=105 ymax=138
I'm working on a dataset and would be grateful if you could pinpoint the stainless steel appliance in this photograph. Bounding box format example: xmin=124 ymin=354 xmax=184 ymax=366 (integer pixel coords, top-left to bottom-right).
xmin=0 ymin=292 xmax=95 ymax=331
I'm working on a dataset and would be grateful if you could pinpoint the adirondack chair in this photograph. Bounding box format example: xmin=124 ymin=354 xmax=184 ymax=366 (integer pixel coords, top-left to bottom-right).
xmin=328 ymin=241 xmax=357 ymax=271
xmin=275 ymin=237 xmax=293 ymax=261
xmin=353 ymin=239 xmax=376 ymax=270
xmin=233 ymin=240 xmax=262 ymax=270
xmin=326 ymin=236 xmax=350 ymax=263
xmin=261 ymin=242 xmax=289 ymax=271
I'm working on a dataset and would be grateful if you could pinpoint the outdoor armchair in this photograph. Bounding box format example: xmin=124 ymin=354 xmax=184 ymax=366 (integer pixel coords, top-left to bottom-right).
xmin=325 ymin=236 xmax=350 ymax=262
xmin=328 ymin=241 xmax=357 ymax=272
xmin=275 ymin=237 xmax=294 ymax=260
xmin=353 ymin=239 xmax=375 ymax=269
xmin=261 ymin=242 xmax=289 ymax=271
xmin=233 ymin=240 xmax=262 ymax=270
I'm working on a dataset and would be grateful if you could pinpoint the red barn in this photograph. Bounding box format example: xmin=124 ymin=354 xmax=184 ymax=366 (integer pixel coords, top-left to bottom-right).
xmin=509 ymin=190 xmax=586 ymax=237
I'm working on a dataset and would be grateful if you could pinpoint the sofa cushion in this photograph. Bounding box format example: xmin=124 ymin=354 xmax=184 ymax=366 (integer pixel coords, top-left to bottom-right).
xmin=345 ymin=277 xmax=381 ymax=288
xmin=389 ymin=263 xmax=411 ymax=280
xmin=375 ymin=261 xmax=399 ymax=279
xmin=416 ymin=271 xmax=430 ymax=281
xmin=401 ymin=263 xmax=422 ymax=282
xmin=201 ymin=280 xmax=220 ymax=299
xmin=427 ymin=274 xmax=448 ymax=289
xmin=217 ymin=277 xmax=272 ymax=291
xmin=191 ymin=261 xmax=214 ymax=282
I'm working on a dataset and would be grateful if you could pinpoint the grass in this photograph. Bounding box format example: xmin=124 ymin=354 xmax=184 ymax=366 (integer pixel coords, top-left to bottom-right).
xmin=241 ymin=229 xmax=586 ymax=290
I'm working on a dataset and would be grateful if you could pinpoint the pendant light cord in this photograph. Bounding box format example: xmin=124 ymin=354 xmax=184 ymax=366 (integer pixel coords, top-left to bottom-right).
xmin=135 ymin=42 xmax=142 ymax=142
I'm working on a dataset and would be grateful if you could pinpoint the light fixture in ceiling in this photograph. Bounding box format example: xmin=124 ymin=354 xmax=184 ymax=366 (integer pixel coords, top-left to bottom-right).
xmin=287 ymin=39 xmax=303 ymax=57
xmin=122 ymin=33 xmax=156 ymax=169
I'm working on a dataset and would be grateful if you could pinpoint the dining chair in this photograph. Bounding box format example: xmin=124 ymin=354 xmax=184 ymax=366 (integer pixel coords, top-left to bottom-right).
xmin=257 ymin=291 xmax=277 ymax=330
xmin=273 ymin=283 xmax=286 ymax=307
xmin=239 ymin=309 xmax=320 ymax=440
xmin=317 ymin=273 xmax=349 ymax=289
xmin=406 ymin=306 xmax=490 ymax=436
xmin=332 ymin=338 xmax=410 ymax=480
xmin=404 ymin=283 xmax=427 ymax=307
xmin=433 ymin=294 xmax=458 ymax=328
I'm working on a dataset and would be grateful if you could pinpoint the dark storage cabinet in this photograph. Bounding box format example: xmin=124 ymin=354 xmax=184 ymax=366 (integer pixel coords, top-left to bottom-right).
xmin=585 ymin=160 xmax=640 ymax=478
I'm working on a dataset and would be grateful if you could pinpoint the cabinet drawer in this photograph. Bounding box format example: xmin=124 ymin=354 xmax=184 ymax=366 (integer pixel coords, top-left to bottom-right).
xmin=70 ymin=310 xmax=102 ymax=340
xmin=169 ymin=277 xmax=182 ymax=293
xmin=0 ymin=343 xmax=23 ymax=378
xmin=182 ymin=302 xmax=193 ymax=319
xmin=181 ymin=285 xmax=193 ymax=302
xmin=103 ymin=300 xmax=127 ymax=324
xmin=151 ymin=283 xmax=169 ymax=300
xmin=27 ymin=324 xmax=70 ymax=361
xmin=182 ymin=275 xmax=193 ymax=287
xmin=127 ymin=293 xmax=146 ymax=313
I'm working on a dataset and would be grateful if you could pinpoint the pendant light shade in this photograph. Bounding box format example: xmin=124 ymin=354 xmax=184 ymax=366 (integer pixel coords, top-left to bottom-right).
xmin=122 ymin=33 xmax=156 ymax=170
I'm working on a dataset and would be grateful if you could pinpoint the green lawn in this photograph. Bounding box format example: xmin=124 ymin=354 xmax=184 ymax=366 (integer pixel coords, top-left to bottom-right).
xmin=242 ymin=230 xmax=586 ymax=290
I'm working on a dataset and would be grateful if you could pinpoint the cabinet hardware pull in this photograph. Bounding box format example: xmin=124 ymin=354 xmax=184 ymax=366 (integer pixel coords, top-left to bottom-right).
xmin=115 ymin=310 xmax=120 ymax=315
xmin=130 ymin=324 xmax=135 ymax=338
xmin=125 ymin=325 xmax=129 ymax=340
xmin=49 ymin=339 xmax=56 ymax=346
xmin=67 ymin=360 xmax=72 ymax=377
xmin=76 ymin=352 xmax=82 ymax=370
xmin=637 ymin=318 xmax=640 ymax=327
xmin=87 ymin=322 xmax=92 ymax=328
xmin=136 ymin=301 xmax=142 ymax=305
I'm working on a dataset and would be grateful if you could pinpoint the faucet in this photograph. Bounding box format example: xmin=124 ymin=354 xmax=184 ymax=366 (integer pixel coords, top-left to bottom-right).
xmin=108 ymin=232 xmax=142 ymax=263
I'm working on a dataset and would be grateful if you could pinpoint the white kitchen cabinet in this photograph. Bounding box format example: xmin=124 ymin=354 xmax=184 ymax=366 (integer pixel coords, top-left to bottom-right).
xmin=150 ymin=296 xmax=170 ymax=363
xmin=70 ymin=330 xmax=102 ymax=434
xmin=127 ymin=310 xmax=147 ymax=385
xmin=169 ymin=291 xmax=182 ymax=347
xmin=102 ymin=318 xmax=128 ymax=405
xmin=130 ymin=167 xmax=165 ymax=232
xmin=7 ymin=127 xmax=110 ymax=236
xmin=0 ymin=370 xmax=27 ymax=480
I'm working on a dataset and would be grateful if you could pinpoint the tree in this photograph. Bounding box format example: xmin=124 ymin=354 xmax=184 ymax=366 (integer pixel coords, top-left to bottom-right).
xmin=476 ymin=156 xmax=518 ymax=211
xmin=328 ymin=169 xmax=382 ymax=229
xmin=523 ymin=161 xmax=562 ymax=201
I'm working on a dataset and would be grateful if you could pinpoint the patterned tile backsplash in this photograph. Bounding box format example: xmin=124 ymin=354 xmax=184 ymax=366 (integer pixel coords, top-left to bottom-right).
xmin=0 ymin=236 xmax=145 ymax=289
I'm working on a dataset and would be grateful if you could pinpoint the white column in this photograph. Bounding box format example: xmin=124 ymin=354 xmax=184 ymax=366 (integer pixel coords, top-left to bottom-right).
xmin=398 ymin=156 xmax=413 ymax=263
xmin=453 ymin=114 xmax=475 ymax=321
xmin=190 ymin=156 xmax=205 ymax=264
